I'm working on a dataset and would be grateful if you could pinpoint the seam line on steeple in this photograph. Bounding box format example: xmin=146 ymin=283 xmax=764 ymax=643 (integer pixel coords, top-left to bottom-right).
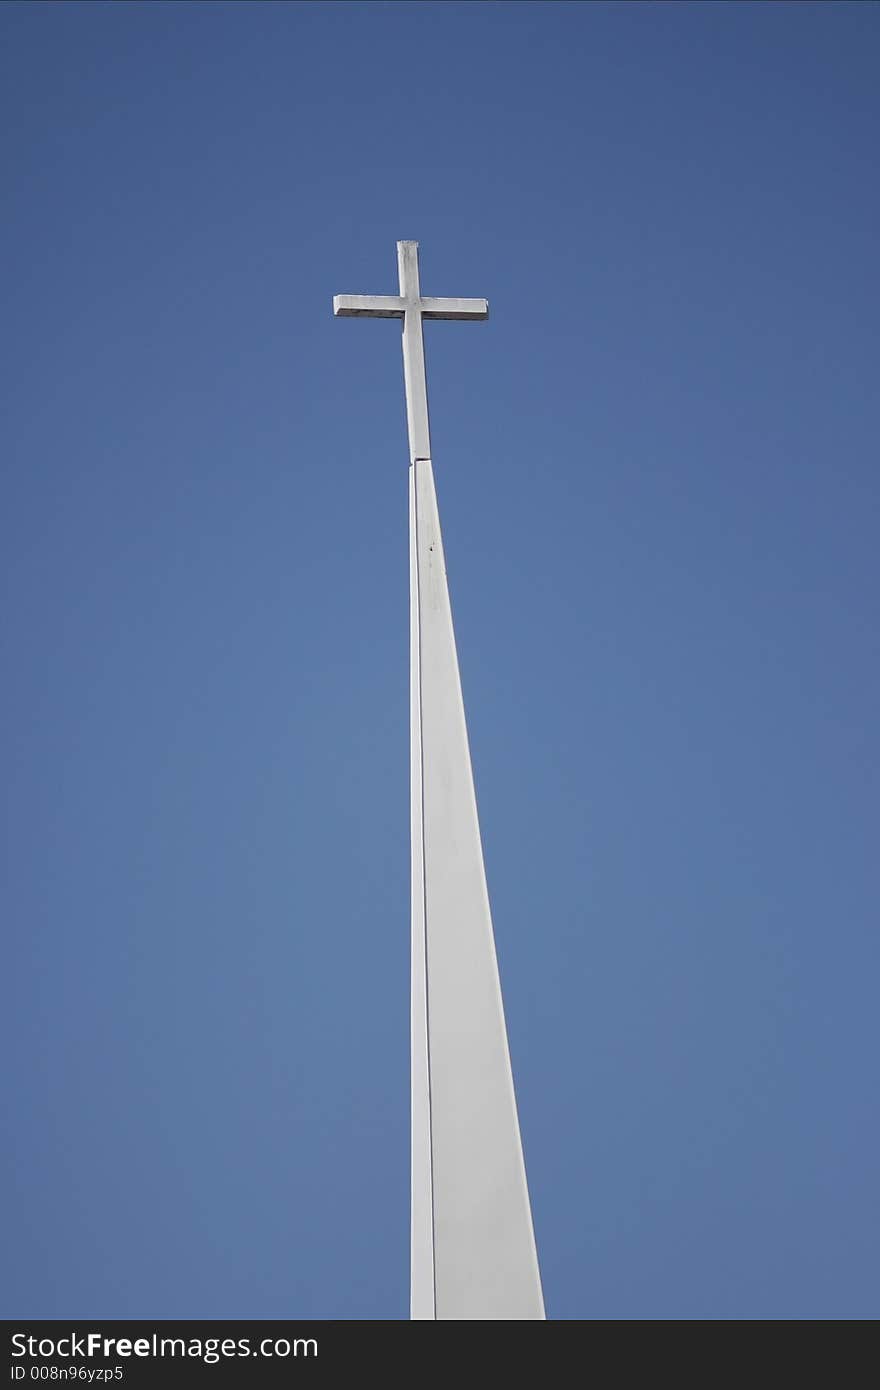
xmin=413 ymin=457 xmax=437 ymax=1319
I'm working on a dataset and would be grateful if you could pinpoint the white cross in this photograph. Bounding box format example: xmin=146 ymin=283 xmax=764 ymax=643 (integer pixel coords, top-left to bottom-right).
xmin=333 ymin=241 xmax=488 ymax=464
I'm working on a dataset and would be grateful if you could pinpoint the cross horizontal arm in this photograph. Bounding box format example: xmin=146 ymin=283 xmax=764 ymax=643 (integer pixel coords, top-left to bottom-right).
xmin=333 ymin=294 xmax=406 ymax=318
xmin=333 ymin=294 xmax=489 ymax=321
xmin=420 ymin=297 xmax=489 ymax=321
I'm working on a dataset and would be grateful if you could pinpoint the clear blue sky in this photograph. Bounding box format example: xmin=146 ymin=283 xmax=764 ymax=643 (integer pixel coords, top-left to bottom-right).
xmin=2 ymin=2 xmax=877 ymax=1320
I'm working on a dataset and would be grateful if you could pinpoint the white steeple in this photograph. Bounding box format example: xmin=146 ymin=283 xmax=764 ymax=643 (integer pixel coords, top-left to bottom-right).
xmin=335 ymin=242 xmax=544 ymax=1320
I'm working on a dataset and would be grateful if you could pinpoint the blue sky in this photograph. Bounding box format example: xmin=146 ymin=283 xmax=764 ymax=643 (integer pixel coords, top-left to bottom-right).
xmin=2 ymin=2 xmax=877 ymax=1320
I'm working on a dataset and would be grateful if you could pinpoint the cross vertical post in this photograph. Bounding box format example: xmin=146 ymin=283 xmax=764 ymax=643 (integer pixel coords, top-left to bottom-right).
xmin=398 ymin=240 xmax=431 ymax=464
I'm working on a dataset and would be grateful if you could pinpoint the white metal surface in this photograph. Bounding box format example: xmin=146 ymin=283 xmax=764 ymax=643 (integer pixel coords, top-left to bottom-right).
xmin=335 ymin=242 xmax=544 ymax=1320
